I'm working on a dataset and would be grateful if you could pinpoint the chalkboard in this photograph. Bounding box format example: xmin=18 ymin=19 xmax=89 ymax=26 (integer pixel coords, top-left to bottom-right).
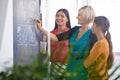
xmin=13 ymin=0 xmax=43 ymax=65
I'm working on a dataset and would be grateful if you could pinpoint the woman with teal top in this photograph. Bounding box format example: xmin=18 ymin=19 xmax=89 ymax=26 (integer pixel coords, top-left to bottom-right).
xmin=34 ymin=5 xmax=97 ymax=80
xmin=66 ymin=28 xmax=92 ymax=80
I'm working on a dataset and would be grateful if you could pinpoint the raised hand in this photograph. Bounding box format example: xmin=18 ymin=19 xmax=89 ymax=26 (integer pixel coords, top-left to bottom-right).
xmin=34 ymin=18 xmax=42 ymax=29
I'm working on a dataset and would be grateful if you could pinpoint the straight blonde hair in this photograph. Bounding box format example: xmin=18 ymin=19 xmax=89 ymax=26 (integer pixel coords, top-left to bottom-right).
xmin=79 ymin=5 xmax=95 ymax=24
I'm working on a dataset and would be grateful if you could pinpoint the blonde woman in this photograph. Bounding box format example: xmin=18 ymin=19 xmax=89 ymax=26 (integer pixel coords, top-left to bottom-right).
xmin=34 ymin=5 xmax=97 ymax=80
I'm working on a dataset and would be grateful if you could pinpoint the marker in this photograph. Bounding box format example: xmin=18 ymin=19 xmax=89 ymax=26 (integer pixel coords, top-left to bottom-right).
xmin=37 ymin=20 xmax=40 ymax=23
xmin=32 ymin=18 xmax=40 ymax=23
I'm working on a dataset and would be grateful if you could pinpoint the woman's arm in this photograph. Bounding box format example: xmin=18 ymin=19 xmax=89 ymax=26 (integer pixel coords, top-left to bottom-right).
xmin=34 ymin=18 xmax=58 ymax=41
xmin=56 ymin=26 xmax=80 ymax=41
xmin=84 ymin=42 xmax=103 ymax=68
xmin=34 ymin=18 xmax=81 ymax=41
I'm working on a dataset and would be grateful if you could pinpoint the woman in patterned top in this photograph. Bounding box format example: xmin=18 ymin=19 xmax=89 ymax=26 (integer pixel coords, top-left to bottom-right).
xmin=50 ymin=9 xmax=71 ymax=80
xmin=84 ymin=16 xmax=114 ymax=80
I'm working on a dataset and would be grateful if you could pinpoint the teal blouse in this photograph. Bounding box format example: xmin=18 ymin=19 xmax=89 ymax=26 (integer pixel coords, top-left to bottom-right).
xmin=57 ymin=26 xmax=97 ymax=80
xmin=66 ymin=28 xmax=92 ymax=80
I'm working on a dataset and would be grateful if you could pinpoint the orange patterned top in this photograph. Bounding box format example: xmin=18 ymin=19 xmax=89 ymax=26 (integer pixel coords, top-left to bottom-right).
xmin=84 ymin=38 xmax=109 ymax=80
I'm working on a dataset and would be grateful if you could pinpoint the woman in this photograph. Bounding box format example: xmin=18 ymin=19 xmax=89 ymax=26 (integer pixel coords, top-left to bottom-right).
xmin=34 ymin=5 xmax=97 ymax=80
xmin=50 ymin=9 xmax=71 ymax=80
xmin=84 ymin=16 xmax=114 ymax=80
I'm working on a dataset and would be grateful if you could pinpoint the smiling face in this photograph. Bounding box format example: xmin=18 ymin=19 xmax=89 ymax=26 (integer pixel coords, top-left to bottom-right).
xmin=76 ymin=10 xmax=86 ymax=25
xmin=55 ymin=11 xmax=68 ymax=26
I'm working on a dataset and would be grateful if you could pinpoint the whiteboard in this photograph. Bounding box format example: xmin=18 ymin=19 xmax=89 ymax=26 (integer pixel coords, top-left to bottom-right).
xmin=13 ymin=0 xmax=43 ymax=65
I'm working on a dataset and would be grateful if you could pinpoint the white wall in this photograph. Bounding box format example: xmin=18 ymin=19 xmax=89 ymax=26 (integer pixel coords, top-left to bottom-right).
xmin=90 ymin=0 xmax=120 ymax=52
xmin=0 ymin=0 xmax=13 ymax=71
xmin=0 ymin=0 xmax=8 ymax=50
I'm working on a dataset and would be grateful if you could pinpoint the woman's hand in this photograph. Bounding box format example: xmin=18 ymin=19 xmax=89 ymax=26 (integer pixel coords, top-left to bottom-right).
xmin=33 ymin=18 xmax=58 ymax=41
xmin=34 ymin=18 xmax=42 ymax=29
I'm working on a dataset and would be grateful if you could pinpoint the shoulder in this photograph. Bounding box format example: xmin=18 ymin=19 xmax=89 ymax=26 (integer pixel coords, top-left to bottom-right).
xmin=70 ymin=25 xmax=81 ymax=31
xmin=50 ymin=29 xmax=57 ymax=34
xmin=95 ymin=38 xmax=108 ymax=48
xmin=98 ymin=38 xmax=109 ymax=47
xmin=73 ymin=25 xmax=81 ymax=29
